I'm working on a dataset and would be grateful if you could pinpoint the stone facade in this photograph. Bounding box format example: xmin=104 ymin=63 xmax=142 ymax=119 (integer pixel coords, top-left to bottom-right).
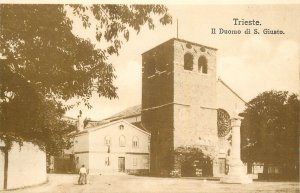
xmin=141 ymin=39 xmax=175 ymax=175
xmin=141 ymin=38 xmax=246 ymax=177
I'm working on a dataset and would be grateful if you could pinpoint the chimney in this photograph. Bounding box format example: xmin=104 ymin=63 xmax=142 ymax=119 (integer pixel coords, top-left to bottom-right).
xmin=77 ymin=110 xmax=84 ymax=131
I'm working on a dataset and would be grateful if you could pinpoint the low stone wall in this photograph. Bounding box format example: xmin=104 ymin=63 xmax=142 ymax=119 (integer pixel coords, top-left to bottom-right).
xmin=0 ymin=142 xmax=47 ymax=190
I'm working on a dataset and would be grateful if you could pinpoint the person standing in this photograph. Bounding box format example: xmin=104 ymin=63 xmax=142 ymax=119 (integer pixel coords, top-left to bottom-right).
xmin=78 ymin=165 xmax=87 ymax=185
xmin=49 ymin=163 xmax=54 ymax=173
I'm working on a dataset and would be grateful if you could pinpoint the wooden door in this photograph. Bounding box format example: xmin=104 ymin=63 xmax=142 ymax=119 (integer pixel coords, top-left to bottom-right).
xmin=118 ymin=157 xmax=125 ymax=172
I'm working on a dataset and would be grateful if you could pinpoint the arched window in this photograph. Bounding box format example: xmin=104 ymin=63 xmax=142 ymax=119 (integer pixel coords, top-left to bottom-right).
xmin=119 ymin=135 xmax=126 ymax=147
xmin=132 ymin=136 xmax=139 ymax=148
xmin=184 ymin=53 xmax=193 ymax=71
xmin=104 ymin=136 xmax=111 ymax=145
xmin=198 ymin=56 xmax=208 ymax=74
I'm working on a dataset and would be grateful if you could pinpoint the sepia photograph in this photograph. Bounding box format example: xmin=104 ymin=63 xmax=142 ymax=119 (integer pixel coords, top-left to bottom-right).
xmin=0 ymin=1 xmax=299 ymax=193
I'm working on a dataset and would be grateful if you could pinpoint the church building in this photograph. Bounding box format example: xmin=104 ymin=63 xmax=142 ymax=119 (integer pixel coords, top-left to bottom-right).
xmin=141 ymin=38 xmax=246 ymax=177
xmin=65 ymin=38 xmax=246 ymax=177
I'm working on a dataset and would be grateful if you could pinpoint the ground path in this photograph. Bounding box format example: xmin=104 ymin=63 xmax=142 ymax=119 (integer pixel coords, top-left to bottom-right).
xmin=2 ymin=174 xmax=299 ymax=193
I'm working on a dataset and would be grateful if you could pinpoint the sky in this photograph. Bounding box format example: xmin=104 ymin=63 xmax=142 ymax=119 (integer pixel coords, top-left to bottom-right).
xmin=64 ymin=4 xmax=300 ymax=120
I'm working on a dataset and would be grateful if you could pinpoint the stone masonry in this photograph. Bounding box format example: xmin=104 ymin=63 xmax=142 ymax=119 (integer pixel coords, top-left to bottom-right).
xmin=141 ymin=38 xmax=219 ymax=176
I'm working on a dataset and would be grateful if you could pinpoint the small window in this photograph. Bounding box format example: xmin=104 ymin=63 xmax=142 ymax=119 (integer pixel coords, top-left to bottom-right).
xmin=105 ymin=157 xmax=110 ymax=166
xmin=198 ymin=56 xmax=208 ymax=74
xmin=104 ymin=136 xmax=111 ymax=145
xmin=119 ymin=124 xmax=124 ymax=130
xmin=119 ymin=135 xmax=126 ymax=147
xmin=132 ymin=136 xmax=139 ymax=148
xmin=133 ymin=157 xmax=137 ymax=166
xmin=184 ymin=53 xmax=193 ymax=71
xmin=143 ymin=158 xmax=149 ymax=167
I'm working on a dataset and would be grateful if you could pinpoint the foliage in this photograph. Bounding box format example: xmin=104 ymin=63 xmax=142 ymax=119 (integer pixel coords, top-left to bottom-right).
xmin=0 ymin=73 xmax=75 ymax=154
xmin=174 ymin=145 xmax=217 ymax=161
xmin=70 ymin=4 xmax=172 ymax=56
xmin=0 ymin=4 xmax=172 ymax=154
xmin=169 ymin=169 xmax=181 ymax=178
xmin=241 ymin=90 xmax=299 ymax=167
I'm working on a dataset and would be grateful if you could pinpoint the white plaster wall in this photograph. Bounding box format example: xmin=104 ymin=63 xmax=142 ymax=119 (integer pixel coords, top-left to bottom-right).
xmin=74 ymin=134 xmax=89 ymax=153
xmin=75 ymin=120 xmax=150 ymax=174
xmin=126 ymin=154 xmax=149 ymax=170
xmin=4 ymin=142 xmax=47 ymax=190
xmin=88 ymin=153 xmax=125 ymax=174
xmin=0 ymin=150 xmax=4 ymax=190
xmin=87 ymin=153 xmax=149 ymax=175
xmin=88 ymin=121 xmax=150 ymax=155
xmin=75 ymin=153 xmax=89 ymax=172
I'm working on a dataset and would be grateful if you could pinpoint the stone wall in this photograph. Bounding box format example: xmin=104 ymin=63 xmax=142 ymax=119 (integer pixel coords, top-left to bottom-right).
xmin=173 ymin=39 xmax=217 ymax=108
xmin=141 ymin=39 xmax=175 ymax=175
xmin=172 ymin=39 xmax=218 ymax=175
xmin=0 ymin=142 xmax=47 ymax=190
xmin=141 ymin=39 xmax=174 ymax=110
xmin=141 ymin=38 xmax=220 ymax=176
xmin=142 ymin=106 xmax=174 ymax=175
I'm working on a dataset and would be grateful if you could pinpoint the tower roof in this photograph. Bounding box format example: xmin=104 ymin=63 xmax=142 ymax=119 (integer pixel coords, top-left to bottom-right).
xmin=142 ymin=38 xmax=218 ymax=56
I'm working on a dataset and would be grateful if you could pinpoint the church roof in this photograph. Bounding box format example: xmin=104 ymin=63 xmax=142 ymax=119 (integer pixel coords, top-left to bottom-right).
xmin=103 ymin=105 xmax=141 ymax=121
xmin=217 ymin=78 xmax=247 ymax=104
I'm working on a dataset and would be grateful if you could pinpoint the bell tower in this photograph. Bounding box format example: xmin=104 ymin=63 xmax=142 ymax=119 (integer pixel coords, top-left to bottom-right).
xmin=141 ymin=38 xmax=218 ymax=176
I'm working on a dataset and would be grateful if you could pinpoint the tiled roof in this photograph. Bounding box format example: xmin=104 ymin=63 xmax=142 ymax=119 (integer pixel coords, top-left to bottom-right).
xmin=85 ymin=120 xmax=110 ymax=128
xmin=84 ymin=105 xmax=141 ymax=129
xmin=103 ymin=105 xmax=141 ymax=121
xmin=77 ymin=119 xmax=150 ymax=135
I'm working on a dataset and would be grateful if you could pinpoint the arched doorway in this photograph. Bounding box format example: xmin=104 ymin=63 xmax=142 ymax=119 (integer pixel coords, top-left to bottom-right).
xmin=181 ymin=161 xmax=194 ymax=177
xmin=175 ymin=146 xmax=214 ymax=177
xmin=181 ymin=158 xmax=213 ymax=177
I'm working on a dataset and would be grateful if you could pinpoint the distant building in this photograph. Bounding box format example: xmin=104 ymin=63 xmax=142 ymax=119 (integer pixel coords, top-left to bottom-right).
xmin=72 ymin=118 xmax=150 ymax=175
